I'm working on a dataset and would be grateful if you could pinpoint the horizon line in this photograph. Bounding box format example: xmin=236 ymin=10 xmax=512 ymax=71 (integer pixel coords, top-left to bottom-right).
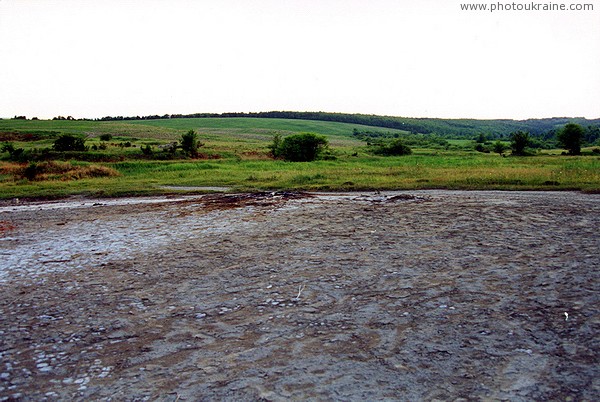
xmin=3 ymin=111 xmax=600 ymax=122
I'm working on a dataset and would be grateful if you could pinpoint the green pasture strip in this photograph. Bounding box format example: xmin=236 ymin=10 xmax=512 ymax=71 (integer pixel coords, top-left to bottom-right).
xmin=0 ymin=118 xmax=373 ymax=153
xmin=0 ymin=119 xmax=180 ymax=141
xmin=125 ymin=117 xmax=410 ymax=138
xmin=1 ymin=152 xmax=598 ymax=200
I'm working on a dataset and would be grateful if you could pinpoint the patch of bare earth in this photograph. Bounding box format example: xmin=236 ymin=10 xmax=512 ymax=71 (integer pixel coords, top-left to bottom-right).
xmin=0 ymin=191 xmax=598 ymax=401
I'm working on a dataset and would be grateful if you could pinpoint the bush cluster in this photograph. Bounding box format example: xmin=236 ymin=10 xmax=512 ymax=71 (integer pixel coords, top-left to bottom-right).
xmin=270 ymin=133 xmax=329 ymax=162
xmin=371 ymin=139 xmax=412 ymax=156
xmin=53 ymin=134 xmax=87 ymax=152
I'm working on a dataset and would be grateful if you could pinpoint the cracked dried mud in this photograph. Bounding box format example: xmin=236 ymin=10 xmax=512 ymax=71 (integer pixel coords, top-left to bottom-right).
xmin=1 ymin=191 xmax=599 ymax=401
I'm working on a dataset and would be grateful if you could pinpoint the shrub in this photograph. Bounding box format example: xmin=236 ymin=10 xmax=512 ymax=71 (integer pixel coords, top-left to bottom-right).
xmin=1 ymin=142 xmax=15 ymax=155
xmin=164 ymin=142 xmax=178 ymax=155
xmin=1 ymin=142 xmax=25 ymax=161
xmin=24 ymin=162 xmax=40 ymax=181
xmin=492 ymin=140 xmax=507 ymax=155
xmin=274 ymin=133 xmax=329 ymax=162
xmin=53 ymin=134 xmax=87 ymax=152
xmin=509 ymin=131 xmax=530 ymax=156
xmin=269 ymin=133 xmax=283 ymax=158
xmin=474 ymin=143 xmax=490 ymax=153
xmin=180 ymin=129 xmax=202 ymax=157
xmin=557 ymin=123 xmax=584 ymax=155
xmin=140 ymin=144 xmax=153 ymax=156
xmin=372 ymin=139 xmax=412 ymax=156
xmin=99 ymin=134 xmax=113 ymax=141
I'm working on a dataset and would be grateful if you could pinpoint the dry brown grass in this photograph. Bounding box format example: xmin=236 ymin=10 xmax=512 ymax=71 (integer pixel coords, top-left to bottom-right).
xmin=0 ymin=161 xmax=120 ymax=181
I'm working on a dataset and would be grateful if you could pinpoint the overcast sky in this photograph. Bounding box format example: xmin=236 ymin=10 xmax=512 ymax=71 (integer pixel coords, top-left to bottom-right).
xmin=1 ymin=0 xmax=599 ymax=120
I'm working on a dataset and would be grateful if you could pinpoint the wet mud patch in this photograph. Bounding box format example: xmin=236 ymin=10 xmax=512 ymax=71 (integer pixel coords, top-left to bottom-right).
xmin=200 ymin=191 xmax=312 ymax=211
xmin=0 ymin=191 xmax=599 ymax=400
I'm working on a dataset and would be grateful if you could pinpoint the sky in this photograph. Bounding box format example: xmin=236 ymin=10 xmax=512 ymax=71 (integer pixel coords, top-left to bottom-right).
xmin=0 ymin=0 xmax=599 ymax=120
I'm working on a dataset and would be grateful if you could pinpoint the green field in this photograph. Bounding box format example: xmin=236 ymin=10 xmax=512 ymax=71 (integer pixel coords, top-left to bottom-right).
xmin=1 ymin=117 xmax=599 ymax=200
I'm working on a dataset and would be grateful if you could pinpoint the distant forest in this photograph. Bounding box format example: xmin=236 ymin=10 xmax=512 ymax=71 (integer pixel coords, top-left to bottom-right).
xmin=87 ymin=111 xmax=600 ymax=143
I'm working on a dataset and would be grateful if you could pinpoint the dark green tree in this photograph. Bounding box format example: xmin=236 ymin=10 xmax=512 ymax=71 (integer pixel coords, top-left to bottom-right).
xmin=269 ymin=133 xmax=283 ymax=158
xmin=509 ymin=131 xmax=530 ymax=156
xmin=492 ymin=140 xmax=507 ymax=156
xmin=475 ymin=133 xmax=487 ymax=143
xmin=557 ymin=123 xmax=585 ymax=155
xmin=276 ymin=133 xmax=328 ymax=162
xmin=180 ymin=130 xmax=201 ymax=157
xmin=53 ymin=134 xmax=87 ymax=151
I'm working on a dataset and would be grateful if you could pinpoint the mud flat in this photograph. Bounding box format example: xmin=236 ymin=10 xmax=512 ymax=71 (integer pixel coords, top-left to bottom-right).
xmin=1 ymin=191 xmax=599 ymax=401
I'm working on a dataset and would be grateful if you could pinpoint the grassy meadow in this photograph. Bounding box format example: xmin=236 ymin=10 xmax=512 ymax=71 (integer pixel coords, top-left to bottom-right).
xmin=1 ymin=117 xmax=599 ymax=200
